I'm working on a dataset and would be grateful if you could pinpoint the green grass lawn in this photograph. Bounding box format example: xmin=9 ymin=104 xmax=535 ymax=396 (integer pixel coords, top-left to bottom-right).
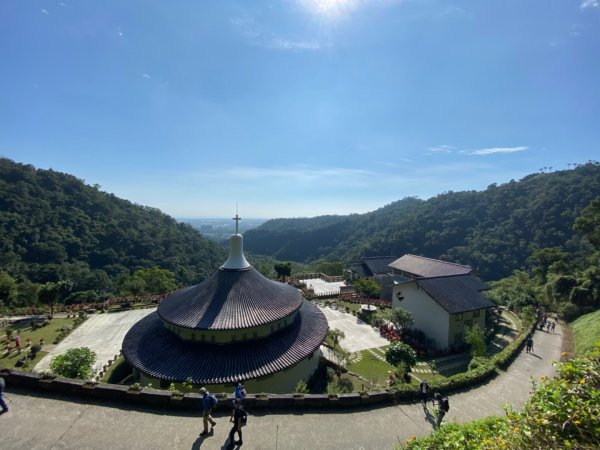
xmin=1 ymin=317 xmax=77 ymax=370
xmin=347 ymin=347 xmax=395 ymax=387
xmin=571 ymin=309 xmax=600 ymax=355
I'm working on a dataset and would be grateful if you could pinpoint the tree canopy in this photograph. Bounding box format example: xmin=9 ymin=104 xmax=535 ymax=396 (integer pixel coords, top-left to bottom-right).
xmin=244 ymin=164 xmax=600 ymax=281
xmin=0 ymin=158 xmax=226 ymax=310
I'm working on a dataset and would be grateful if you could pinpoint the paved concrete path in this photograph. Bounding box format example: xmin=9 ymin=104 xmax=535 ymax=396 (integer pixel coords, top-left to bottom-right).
xmin=35 ymin=309 xmax=156 ymax=374
xmin=0 ymin=324 xmax=562 ymax=450
xmin=319 ymin=306 xmax=389 ymax=353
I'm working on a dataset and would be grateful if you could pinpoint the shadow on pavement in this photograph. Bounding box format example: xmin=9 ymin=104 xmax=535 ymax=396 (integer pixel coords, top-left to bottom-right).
xmin=423 ymin=404 xmax=437 ymax=430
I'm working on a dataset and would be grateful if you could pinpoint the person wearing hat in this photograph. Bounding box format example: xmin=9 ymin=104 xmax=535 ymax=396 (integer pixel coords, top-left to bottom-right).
xmin=227 ymin=398 xmax=245 ymax=449
xmin=199 ymin=387 xmax=217 ymax=436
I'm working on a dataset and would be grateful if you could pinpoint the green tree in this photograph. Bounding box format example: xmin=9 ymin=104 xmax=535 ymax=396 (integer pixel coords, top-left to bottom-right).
xmin=386 ymin=307 xmax=414 ymax=332
xmin=353 ymin=277 xmax=381 ymax=299
xmin=38 ymin=280 xmax=73 ymax=315
xmin=132 ymin=267 xmax=177 ymax=294
xmin=0 ymin=272 xmax=18 ymax=306
xmin=574 ymin=195 xmax=600 ymax=249
xmin=465 ymin=324 xmax=487 ymax=358
xmin=385 ymin=342 xmax=417 ymax=371
xmin=327 ymin=328 xmax=346 ymax=350
xmin=530 ymin=247 xmax=572 ymax=283
xmin=330 ymin=346 xmax=352 ymax=380
xmin=314 ymin=261 xmax=345 ymax=276
xmin=120 ymin=275 xmax=146 ymax=300
xmin=50 ymin=347 xmax=96 ymax=379
xmin=274 ymin=262 xmax=292 ymax=281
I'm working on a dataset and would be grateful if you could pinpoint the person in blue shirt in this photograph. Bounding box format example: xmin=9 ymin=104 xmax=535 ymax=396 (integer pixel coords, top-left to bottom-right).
xmin=199 ymin=387 xmax=217 ymax=436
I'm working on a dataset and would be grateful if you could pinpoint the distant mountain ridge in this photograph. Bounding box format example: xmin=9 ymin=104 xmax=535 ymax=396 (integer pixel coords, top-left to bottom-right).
xmin=0 ymin=158 xmax=226 ymax=294
xmin=244 ymin=164 xmax=600 ymax=280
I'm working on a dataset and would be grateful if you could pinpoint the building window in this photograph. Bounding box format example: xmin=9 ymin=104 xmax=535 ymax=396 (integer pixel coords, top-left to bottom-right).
xmin=191 ymin=333 xmax=195 ymax=341
xmin=456 ymin=313 xmax=463 ymax=321
xmin=242 ymin=333 xmax=247 ymax=340
xmin=473 ymin=310 xmax=480 ymax=318
xmin=201 ymin=334 xmax=205 ymax=342
xmin=253 ymin=331 xmax=258 ymax=339
xmin=211 ymin=336 xmax=215 ymax=343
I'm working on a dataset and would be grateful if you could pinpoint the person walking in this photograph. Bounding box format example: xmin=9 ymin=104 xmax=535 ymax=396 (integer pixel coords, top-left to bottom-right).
xmin=226 ymin=398 xmax=245 ymax=449
xmin=419 ymin=379 xmax=430 ymax=406
xmin=551 ymin=321 xmax=556 ymax=333
xmin=234 ymin=382 xmax=246 ymax=401
xmin=0 ymin=376 xmax=8 ymax=415
xmin=433 ymin=392 xmax=449 ymax=428
xmin=199 ymin=387 xmax=217 ymax=436
xmin=526 ymin=335 xmax=534 ymax=353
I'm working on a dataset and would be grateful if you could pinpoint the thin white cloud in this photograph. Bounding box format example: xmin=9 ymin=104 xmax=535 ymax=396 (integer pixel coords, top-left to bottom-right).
xmin=471 ymin=146 xmax=528 ymax=156
xmin=428 ymin=144 xmax=454 ymax=154
xmin=59 ymin=2 xmax=67 ymax=7
xmin=41 ymin=9 xmax=49 ymax=15
xmin=118 ymin=26 xmax=123 ymax=37
xmin=581 ymin=0 xmax=599 ymax=9
xmin=141 ymin=73 xmax=151 ymax=79
xmin=230 ymin=15 xmax=322 ymax=51
xmin=269 ymin=39 xmax=321 ymax=51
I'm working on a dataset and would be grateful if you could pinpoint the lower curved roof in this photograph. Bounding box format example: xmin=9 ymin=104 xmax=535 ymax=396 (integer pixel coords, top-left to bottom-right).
xmin=122 ymin=301 xmax=328 ymax=384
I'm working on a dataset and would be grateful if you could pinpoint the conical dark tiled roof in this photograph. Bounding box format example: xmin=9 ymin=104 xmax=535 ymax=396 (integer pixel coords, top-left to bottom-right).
xmin=157 ymin=268 xmax=303 ymax=330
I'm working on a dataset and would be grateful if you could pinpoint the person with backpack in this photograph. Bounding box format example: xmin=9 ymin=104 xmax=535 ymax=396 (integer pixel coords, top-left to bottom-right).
xmin=419 ymin=379 xmax=430 ymax=406
xmin=199 ymin=387 xmax=217 ymax=436
xmin=433 ymin=392 xmax=449 ymax=427
xmin=0 ymin=376 xmax=8 ymax=415
xmin=226 ymin=398 xmax=246 ymax=449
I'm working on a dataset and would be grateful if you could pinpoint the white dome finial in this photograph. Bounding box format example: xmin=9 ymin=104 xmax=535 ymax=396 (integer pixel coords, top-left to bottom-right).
xmin=221 ymin=208 xmax=251 ymax=270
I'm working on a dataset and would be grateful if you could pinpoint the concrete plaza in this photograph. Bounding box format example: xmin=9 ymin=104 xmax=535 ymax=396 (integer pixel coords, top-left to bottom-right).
xmin=35 ymin=308 xmax=156 ymax=374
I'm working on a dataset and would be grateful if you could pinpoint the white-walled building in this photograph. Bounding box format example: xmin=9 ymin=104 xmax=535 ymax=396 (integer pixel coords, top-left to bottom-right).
xmin=389 ymin=255 xmax=493 ymax=351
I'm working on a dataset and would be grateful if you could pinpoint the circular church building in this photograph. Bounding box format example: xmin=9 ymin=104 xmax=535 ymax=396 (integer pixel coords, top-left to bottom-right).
xmin=122 ymin=215 xmax=328 ymax=393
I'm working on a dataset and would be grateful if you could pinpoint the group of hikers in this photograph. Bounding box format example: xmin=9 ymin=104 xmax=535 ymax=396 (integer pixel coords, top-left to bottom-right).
xmin=199 ymin=382 xmax=247 ymax=449
xmin=419 ymin=379 xmax=450 ymax=428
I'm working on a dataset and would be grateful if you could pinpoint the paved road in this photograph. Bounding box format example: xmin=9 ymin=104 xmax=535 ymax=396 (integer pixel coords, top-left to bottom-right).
xmin=0 ymin=325 xmax=562 ymax=450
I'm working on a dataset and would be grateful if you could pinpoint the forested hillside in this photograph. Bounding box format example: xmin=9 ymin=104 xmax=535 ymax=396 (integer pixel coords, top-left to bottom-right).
xmin=245 ymin=163 xmax=600 ymax=280
xmin=0 ymin=158 xmax=226 ymax=304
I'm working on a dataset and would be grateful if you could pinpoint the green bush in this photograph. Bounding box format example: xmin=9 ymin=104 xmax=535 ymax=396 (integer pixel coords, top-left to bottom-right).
xmin=385 ymin=343 xmax=417 ymax=370
xmin=50 ymin=347 xmax=96 ymax=379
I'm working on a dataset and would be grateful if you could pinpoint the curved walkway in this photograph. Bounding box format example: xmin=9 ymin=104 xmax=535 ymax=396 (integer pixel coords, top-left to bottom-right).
xmin=0 ymin=325 xmax=563 ymax=450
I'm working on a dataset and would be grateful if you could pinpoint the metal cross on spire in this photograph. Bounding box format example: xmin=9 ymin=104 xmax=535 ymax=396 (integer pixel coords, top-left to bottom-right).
xmin=233 ymin=204 xmax=241 ymax=234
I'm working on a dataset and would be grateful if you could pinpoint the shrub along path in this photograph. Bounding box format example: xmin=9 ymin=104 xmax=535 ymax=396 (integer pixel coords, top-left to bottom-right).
xmin=0 ymin=324 xmax=562 ymax=450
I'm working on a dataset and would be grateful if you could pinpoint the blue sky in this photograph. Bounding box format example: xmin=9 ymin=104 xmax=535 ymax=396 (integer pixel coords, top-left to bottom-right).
xmin=1 ymin=1 xmax=599 ymax=219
